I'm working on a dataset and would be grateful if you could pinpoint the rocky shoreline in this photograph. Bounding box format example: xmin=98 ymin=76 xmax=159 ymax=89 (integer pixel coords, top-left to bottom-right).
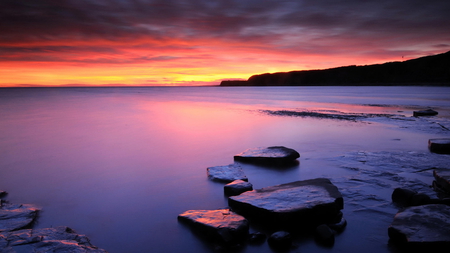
xmin=0 ymin=194 xmax=107 ymax=252
xmin=179 ymin=143 xmax=450 ymax=251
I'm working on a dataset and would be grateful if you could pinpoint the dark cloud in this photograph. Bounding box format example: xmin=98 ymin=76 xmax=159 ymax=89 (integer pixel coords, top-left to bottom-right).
xmin=1 ymin=0 xmax=449 ymax=60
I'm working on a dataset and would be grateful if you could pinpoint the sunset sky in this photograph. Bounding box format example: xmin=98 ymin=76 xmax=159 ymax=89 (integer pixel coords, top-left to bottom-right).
xmin=1 ymin=0 xmax=449 ymax=87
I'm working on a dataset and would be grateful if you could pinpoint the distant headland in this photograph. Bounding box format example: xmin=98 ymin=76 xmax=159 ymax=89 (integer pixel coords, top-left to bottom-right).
xmin=221 ymin=51 xmax=450 ymax=86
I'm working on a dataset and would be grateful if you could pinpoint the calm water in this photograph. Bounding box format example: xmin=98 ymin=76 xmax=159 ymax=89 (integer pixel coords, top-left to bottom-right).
xmin=0 ymin=86 xmax=449 ymax=253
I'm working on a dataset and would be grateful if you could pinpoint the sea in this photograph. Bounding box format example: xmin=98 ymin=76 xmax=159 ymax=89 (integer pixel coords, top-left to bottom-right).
xmin=0 ymin=86 xmax=449 ymax=253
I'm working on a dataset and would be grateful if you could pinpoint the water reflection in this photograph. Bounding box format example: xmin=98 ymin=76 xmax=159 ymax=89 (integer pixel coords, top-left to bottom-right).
xmin=0 ymin=87 xmax=449 ymax=253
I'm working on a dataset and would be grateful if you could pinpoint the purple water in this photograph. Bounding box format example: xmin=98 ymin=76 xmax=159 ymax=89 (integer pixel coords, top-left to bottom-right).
xmin=0 ymin=86 xmax=449 ymax=252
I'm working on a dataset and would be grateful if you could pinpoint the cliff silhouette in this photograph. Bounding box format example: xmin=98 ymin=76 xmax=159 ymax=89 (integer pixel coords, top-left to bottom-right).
xmin=221 ymin=51 xmax=450 ymax=86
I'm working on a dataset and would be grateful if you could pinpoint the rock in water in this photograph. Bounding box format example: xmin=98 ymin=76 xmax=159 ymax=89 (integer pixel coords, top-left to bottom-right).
xmin=207 ymin=164 xmax=248 ymax=182
xmin=224 ymin=180 xmax=253 ymax=196
xmin=413 ymin=109 xmax=438 ymax=117
xmin=0 ymin=203 xmax=39 ymax=232
xmin=234 ymin=146 xmax=300 ymax=164
xmin=428 ymin=138 xmax=450 ymax=154
xmin=178 ymin=209 xmax=249 ymax=244
xmin=1 ymin=226 xmax=107 ymax=252
xmin=388 ymin=204 xmax=450 ymax=245
xmin=433 ymin=169 xmax=450 ymax=194
xmin=228 ymin=178 xmax=343 ymax=228
xmin=268 ymin=231 xmax=292 ymax=250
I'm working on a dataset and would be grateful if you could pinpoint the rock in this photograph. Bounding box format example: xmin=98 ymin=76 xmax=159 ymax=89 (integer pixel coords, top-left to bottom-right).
xmin=327 ymin=216 xmax=347 ymax=232
xmin=315 ymin=224 xmax=335 ymax=246
xmin=433 ymin=169 xmax=450 ymax=194
xmin=392 ymin=188 xmax=432 ymax=207
xmin=0 ymin=203 xmax=39 ymax=232
xmin=0 ymin=226 xmax=107 ymax=252
xmin=224 ymin=180 xmax=253 ymax=196
xmin=388 ymin=204 xmax=450 ymax=245
xmin=392 ymin=188 xmax=417 ymax=206
xmin=207 ymin=164 xmax=248 ymax=182
xmin=0 ymin=191 xmax=7 ymax=198
xmin=267 ymin=231 xmax=292 ymax=250
xmin=248 ymin=232 xmax=266 ymax=244
xmin=228 ymin=178 xmax=343 ymax=228
xmin=178 ymin=209 xmax=249 ymax=244
xmin=233 ymin=146 xmax=300 ymax=164
xmin=413 ymin=109 xmax=438 ymax=117
xmin=429 ymin=138 xmax=450 ymax=154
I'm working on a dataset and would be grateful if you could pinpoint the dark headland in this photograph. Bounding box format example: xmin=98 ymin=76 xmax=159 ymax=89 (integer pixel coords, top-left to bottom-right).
xmin=221 ymin=50 xmax=450 ymax=86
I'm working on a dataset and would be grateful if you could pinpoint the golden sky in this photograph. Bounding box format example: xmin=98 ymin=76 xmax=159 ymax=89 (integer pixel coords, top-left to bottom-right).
xmin=1 ymin=0 xmax=449 ymax=87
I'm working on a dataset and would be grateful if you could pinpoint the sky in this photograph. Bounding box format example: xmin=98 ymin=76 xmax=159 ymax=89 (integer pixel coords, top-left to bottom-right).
xmin=1 ymin=0 xmax=449 ymax=87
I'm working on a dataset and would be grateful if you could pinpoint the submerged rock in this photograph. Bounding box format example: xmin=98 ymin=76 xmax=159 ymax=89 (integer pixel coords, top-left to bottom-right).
xmin=413 ymin=109 xmax=438 ymax=117
xmin=233 ymin=146 xmax=300 ymax=164
xmin=0 ymin=203 xmax=39 ymax=232
xmin=1 ymin=226 xmax=107 ymax=252
xmin=224 ymin=180 xmax=253 ymax=196
xmin=315 ymin=224 xmax=335 ymax=246
xmin=207 ymin=164 xmax=248 ymax=182
xmin=388 ymin=204 xmax=450 ymax=245
xmin=178 ymin=209 xmax=249 ymax=244
xmin=267 ymin=231 xmax=292 ymax=250
xmin=228 ymin=178 xmax=343 ymax=228
xmin=428 ymin=138 xmax=450 ymax=154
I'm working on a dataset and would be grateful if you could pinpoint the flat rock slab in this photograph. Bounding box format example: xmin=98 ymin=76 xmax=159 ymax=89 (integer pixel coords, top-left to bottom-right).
xmin=224 ymin=180 xmax=253 ymax=196
xmin=178 ymin=209 xmax=249 ymax=243
xmin=388 ymin=204 xmax=450 ymax=245
xmin=413 ymin=109 xmax=438 ymax=117
xmin=207 ymin=164 xmax=247 ymax=182
xmin=234 ymin=146 xmax=300 ymax=164
xmin=0 ymin=226 xmax=107 ymax=252
xmin=433 ymin=169 xmax=450 ymax=194
xmin=0 ymin=203 xmax=39 ymax=232
xmin=228 ymin=178 xmax=343 ymax=228
xmin=429 ymin=138 xmax=450 ymax=154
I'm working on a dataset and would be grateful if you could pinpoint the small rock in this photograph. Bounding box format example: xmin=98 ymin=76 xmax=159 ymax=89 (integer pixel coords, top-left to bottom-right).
xmin=268 ymin=231 xmax=292 ymax=250
xmin=315 ymin=224 xmax=335 ymax=246
xmin=207 ymin=164 xmax=248 ymax=182
xmin=248 ymin=232 xmax=266 ymax=244
xmin=410 ymin=193 xmax=431 ymax=206
xmin=392 ymin=188 xmax=416 ymax=206
xmin=224 ymin=180 xmax=253 ymax=196
xmin=413 ymin=109 xmax=438 ymax=117
xmin=178 ymin=209 xmax=249 ymax=244
xmin=0 ymin=203 xmax=39 ymax=232
xmin=388 ymin=204 xmax=450 ymax=245
xmin=234 ymin=146 xmax=300 ymax=164
xmin=428 ymin=138 xmax=450 ymax=154
xmin=327 ymin=216 xmax=347 ymax=232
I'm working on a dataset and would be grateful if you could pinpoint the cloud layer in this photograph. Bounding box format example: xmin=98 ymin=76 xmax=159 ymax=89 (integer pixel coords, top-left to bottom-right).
xmin=1 ymin=0 xmax=449 ymax=86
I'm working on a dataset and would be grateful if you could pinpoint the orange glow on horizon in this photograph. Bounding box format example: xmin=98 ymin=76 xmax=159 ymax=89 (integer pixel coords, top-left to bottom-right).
xmin=0 ymin=36 xmax=434 ymax=87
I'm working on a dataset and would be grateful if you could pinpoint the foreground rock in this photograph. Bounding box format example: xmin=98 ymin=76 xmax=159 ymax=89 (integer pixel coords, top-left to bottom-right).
xmin=0 ymin=203 xmax=39 ymax=232
xmin=234 ymin=146 xmax=300 ymax=164
xmin=207 ymin=164 xmax=248 ymax=182
xmin=0 ymin=226 xmax=107 ymax=252
xmin=224 ymin=180 xmax=253 ymax=196
xmin=388 ymin=204 xmax=450 ymax=245
xmin=433 ymin=169 xmax=450 ymax=194
xmin=428 ymin=138 xmax=450 ymax=154
xmin=228 ymin=178 xmax=343 ymax=228
xmin=178 ymin=209 xmax=249 ymax=244
xmin=413 ymin=109 xmax=438 ymax=117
